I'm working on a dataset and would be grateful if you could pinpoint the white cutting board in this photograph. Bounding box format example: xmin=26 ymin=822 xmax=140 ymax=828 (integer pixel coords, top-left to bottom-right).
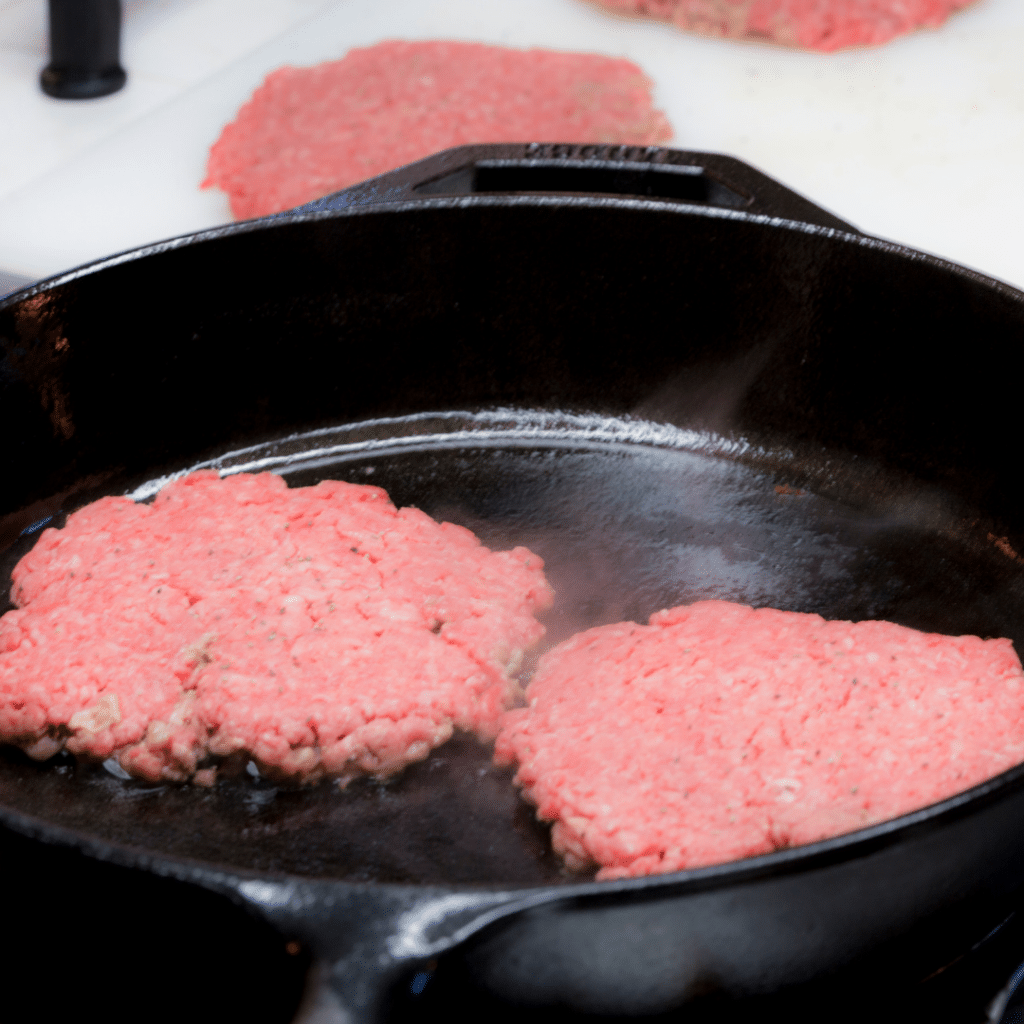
xmin=0 ymin=0 xmax=1022 ymax=289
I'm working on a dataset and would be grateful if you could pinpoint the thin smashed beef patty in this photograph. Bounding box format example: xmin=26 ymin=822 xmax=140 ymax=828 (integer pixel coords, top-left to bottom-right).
xmin=495 ymin=600 xmax=1024 ymax=879
xmin=594 ymin=0 xmax=974 ymax=51
xmin=202 ymin=40 xmax=673 ymax=219
xmin=0 ymin=472 xmax=552 ymax=785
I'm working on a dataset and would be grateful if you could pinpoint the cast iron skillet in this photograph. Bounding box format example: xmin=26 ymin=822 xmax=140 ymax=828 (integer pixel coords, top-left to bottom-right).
xmin=3 ymin=144 xmax=1024 ymax=1023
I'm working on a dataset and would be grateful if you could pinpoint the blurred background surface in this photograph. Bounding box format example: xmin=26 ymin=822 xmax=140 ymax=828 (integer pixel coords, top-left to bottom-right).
xmin=0 ymin=0 xmax=1022 ymax=294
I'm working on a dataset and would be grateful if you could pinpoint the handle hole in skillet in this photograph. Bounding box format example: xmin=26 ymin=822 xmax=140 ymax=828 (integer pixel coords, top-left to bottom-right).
xmin=414 ymin=160 xmax=751 ymax=209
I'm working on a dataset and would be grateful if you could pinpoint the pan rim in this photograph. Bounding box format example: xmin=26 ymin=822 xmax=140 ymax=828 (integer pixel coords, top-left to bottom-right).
xmin=3 ymin=189 xmax=1023 ymax=316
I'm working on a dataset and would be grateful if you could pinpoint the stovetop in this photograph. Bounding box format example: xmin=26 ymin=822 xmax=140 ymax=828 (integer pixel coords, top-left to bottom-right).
xmin=389 ymin=908 xmax=1024 ymax=1024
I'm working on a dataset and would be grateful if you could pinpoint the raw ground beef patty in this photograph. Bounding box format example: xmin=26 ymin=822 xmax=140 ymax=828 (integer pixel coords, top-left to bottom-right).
xmin=495 ymin=600 xmax=1024 ymax=879
xmin=0 ymin=472 xmax=552 ymax=785
xmin=202 ymin=40 xmax=673 ymax=219
xmin=594 ymin=1 xmax=974 ymax=52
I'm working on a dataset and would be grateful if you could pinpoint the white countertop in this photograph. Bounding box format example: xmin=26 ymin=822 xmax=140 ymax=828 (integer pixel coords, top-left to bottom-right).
xmin=1 ymin=0 xmax=1022 ymax=293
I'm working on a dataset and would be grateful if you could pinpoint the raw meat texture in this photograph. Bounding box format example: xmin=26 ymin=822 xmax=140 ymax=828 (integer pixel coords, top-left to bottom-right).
xmin=593 ymin=0 xmax=975 ymax=51
xmin=0 ymin=472 xmax=552 ymax=785
xmin=495 ymin=600 xmax=1024 ymax=879
xmin=202 ymin=40 xmax=673 ymax=219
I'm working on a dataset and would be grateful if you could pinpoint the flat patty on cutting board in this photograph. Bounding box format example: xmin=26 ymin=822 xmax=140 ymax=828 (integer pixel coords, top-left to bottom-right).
xmin=202 ymin=39 xmax=673 ymax=219
xmin=593 ymin=0 xmax=974 ymax=52
xmin=495 ymin=599 xmax=1024 ymax=879
xmin=0 ymin=471 xmax=552 ymax=785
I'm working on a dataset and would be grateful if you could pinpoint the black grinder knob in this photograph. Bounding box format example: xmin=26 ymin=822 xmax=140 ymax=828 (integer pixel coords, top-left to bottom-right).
xmin=41 ymin=0 xmax=126 ymax=99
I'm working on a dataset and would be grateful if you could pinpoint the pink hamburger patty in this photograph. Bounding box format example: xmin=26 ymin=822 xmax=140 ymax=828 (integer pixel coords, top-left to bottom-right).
xmin=495 ymin=600 xmax=1024 ymax=879
xmin=594 ymin=0 xmax=974 ymax=51
xmin=0 ymin=471 xmax=552 ymax=785
xmin=202 ymin=40 xmax=673 ymax=219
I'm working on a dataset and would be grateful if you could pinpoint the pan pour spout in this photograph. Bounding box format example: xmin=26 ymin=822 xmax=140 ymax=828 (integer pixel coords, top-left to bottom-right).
xmin=226 ymin=875 xmax=554 ymax=1024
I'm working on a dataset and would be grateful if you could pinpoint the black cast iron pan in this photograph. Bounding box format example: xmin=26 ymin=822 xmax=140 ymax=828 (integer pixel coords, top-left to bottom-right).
xmin=3 ymin=144 xmax=1024 ymax=1023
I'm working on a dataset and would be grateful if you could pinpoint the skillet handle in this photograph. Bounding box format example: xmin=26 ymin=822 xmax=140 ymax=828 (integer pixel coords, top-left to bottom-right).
xmin=183 ymin=868 xmax=552 ymax=1024
xmin=290 ymin=143 xmax=859 ymax=234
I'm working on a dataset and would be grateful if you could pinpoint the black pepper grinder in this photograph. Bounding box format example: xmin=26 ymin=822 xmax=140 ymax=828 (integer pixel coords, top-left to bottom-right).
xmin=40 ymin=0 xmax=126 ymax=99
